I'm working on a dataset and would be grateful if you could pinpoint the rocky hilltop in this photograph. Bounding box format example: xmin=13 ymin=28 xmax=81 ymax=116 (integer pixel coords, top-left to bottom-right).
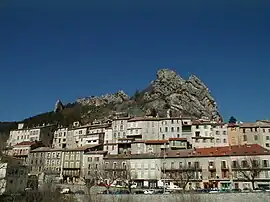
xmin=76 ymin=69 xmax=221 ymax=122
xmin=3 ymin=69 xmax=221 ymax=130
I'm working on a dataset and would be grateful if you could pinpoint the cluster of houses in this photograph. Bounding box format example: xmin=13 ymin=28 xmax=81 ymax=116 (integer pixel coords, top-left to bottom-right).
xmin=1 ymin=115 xmax=270 ymax=194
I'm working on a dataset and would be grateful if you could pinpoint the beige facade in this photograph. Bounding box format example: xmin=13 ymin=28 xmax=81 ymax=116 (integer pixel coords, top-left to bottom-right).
xmin=227 ymin=121 xmax=270 ymax=149
xmin=82 ymin=151 xmax=107 ymax=180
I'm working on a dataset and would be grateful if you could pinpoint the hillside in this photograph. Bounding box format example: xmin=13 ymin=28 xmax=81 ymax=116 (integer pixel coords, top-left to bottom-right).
xmin=1 ymin=69 xmax=222 ymax=131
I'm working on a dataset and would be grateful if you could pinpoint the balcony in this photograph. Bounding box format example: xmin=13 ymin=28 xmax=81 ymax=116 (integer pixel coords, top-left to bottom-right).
xmin=126 ymin=134 xmax=142 ymax=138
xmin=192 ymin=136 xmax=214 ymax=140
xmin=221 ymin=164 xmax=229 ymax=170
xmin=105 ymin=166 xmax=127 ymax=171
xmin=162 ymin=165 xmax=202 ymax=172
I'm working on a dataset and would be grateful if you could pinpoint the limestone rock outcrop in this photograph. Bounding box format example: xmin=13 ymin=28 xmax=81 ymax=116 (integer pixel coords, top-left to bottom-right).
xmin=75 ymin=69 xmax=221 ymax=121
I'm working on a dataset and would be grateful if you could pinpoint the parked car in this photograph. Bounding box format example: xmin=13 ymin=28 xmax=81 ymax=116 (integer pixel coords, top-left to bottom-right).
xmin=60 ymin=188 xmax=71 ymax=194
xmin=144 ymin=189 xmax=155 ymax=194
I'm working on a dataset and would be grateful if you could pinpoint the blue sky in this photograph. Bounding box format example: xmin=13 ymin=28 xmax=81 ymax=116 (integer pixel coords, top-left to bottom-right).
xmin=0 ymin=0 xmax=269 ymax=122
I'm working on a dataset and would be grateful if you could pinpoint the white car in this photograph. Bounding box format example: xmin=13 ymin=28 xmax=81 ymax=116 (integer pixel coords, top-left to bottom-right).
xmin=144 ymin=189 xmax=155 ymax=194
xmin=60 ymin=188 xmax=71 ymax=194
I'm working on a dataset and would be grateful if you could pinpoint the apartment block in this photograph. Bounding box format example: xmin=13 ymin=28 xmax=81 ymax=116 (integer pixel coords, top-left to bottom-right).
xmin=7 ymin=123 xmax=56 ymax=147
xmin=227 ymin=120 xmax=270 ymax=149
xmin=52 ymin=128 xmax=68 ymax=149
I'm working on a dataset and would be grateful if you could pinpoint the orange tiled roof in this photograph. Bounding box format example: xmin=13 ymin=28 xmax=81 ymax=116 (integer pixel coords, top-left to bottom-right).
xmin=195 ymin=144 xmax=270 ymax=156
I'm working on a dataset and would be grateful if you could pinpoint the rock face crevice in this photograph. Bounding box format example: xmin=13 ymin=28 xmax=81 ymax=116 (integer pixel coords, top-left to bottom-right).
xmin=76 ymin=69 xmax=221 ymax=121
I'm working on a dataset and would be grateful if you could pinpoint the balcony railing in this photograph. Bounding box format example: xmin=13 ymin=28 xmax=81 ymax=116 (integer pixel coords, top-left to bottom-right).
xmin=162 ymin=166 xmax=202 ymax=172
xmin=105 ymin=166 xmax=127 ymax=171
xmin=221 ymin=165 xmax=229 ymax=170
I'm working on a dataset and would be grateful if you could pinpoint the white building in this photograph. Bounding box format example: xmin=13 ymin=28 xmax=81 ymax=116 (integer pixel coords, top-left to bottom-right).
xmin=7 ymin=123 xmax=56 ymax=147
xmin=191 ymin=121 xmax=229 ymax=148
xmin=0 ymin=156 xmax=28 ymax=195
xmin=52 ymin=128 xmax=68 ymax=149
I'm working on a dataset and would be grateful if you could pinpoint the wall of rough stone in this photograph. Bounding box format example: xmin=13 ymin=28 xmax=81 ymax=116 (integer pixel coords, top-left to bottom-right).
xmin=94 ymin=193 xmax=270 ymax=202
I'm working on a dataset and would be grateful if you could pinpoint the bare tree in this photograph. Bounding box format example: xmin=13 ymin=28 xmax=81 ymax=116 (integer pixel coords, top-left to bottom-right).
xmin=163 ymin=161 xmax=201 ymax=191
xmin=92 ymin=163 xmax=123 ymax=193
xmin=232 ymin=157 xmax=264 ymax=190
xmin=117 ymin=163 xmax=136 ymax=193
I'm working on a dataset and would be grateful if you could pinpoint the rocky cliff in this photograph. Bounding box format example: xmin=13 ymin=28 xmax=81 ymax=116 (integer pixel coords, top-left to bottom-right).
xmin=76 ymin=69 xmax=221 ymax=122
xmin=10 ymin=69 xmax=221 ymax=129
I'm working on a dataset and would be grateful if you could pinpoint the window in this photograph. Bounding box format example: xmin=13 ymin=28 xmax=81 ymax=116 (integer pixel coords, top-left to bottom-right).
xmin=254 ymin=135 xmax=258 ymax=141
xmin=204 ymin=125 xmax=207 ymax=129
xmin=263 ymin=160 xmax=268 ymax=167
xmin=223 ymin=131 xmax=226 ymax=135
xmin=162 ymin=134 xmax=165 ymax=140
xmin=266 ymin=143 xmax=270 ymax=148
xmin=88 ymin=157 xmax=92 ymax=162
xmin=195 ymin=131 xmax=200 ymax=137
xmin=223 ymin=139 xmax=227 ymax=143
xmin=242 ymin=160 xmax=248 ymax=168
xmin=242 ymin=129 xmax=246 ymax=133
xmin=177 ymin=134 xmax=180 ymax=138
xmin=232 ymin=161 xmax=237 ymax=168
xmin=179 ymin=162 xmax=183 ymax=168
xmin=94 ymin=157 xmax=99 ymax=161
xmin=165 ymin=127 xmax=168 ymax=132
xmin=243 ymin=135 xmax=247 ymax=141
xmin=263 ymin=129 xmax=266 ymax=133
xmin=216 ymin=131 xmax=220 ymax=135
xmin=171 ymin=127 xmax=174 ymax=132
xmin=196 ymin=125 xmax=199 ymax=129
xmin=267 ymin=136 xmax=270 ymax=140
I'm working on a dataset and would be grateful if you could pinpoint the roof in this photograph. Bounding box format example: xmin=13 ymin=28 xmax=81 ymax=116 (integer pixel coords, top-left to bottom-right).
xmin=168 ymin=138 xmax=187 ymax=141
xmin=84 ymin=151 xmax=108 ymax=155
xmin=128 ymin=117 xmax=191 ymax=122
xmin=65 ymin=144 xmax=101 ymax=151
xmin=30 ymin=147 xmax=63 ymax=152
xmin=14 ymin=141 xmax=36 ymax=147
xmin=239 ymin=122 xmax=270 ymax=128
xmin=192 ymin=120 xmax=225 ymax=126
xmin=145 ymin=140 xmax=169 ymax=144
xmin=194 ymin=144 xmax=270 ymax=157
